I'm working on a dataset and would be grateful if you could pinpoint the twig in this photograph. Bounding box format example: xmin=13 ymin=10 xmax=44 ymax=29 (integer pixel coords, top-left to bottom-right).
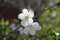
xmin=35 ymin=2 xmax=60 ymax=18
xmin=34 ymin=2 xmax=60 ymax=23
xmin=5 ymin=24 xmax=21 ymax=38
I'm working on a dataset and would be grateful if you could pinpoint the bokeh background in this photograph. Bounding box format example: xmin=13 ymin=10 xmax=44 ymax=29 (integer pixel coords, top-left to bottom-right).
xmin=0 ymin=0 xmax=60 ymax=40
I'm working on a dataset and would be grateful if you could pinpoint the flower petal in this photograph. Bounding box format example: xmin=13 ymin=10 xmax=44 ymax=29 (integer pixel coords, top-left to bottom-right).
xmin=18 ymin=13 xmax=25 ymax=20
xmin=35 ymin=26 xmax=41 ymax=30
xmin=28 ymin=18 xmax=33 ymax=24
xmin=33 ymin=22 xmax=41 ymax=30
xmin=23 ymin=27 xmax=29 ymax=34
xmin=22 ymin=9 xmax=29 ymax=14
xmin=33 ymin=22 xmax=39 ymax=26
xmin=29 ymin=29 xmax=35 ymax=35
xmin=21 ymin=20 xmax=28 ymax=27
xmin=29 ymin=10 xmax=34 ymax=18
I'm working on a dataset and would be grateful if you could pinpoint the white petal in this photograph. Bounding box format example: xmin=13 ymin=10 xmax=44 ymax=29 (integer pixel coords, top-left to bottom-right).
xmin=36 ymin=26 xmax=41 ymax=30
xmin=29 ymin=10 xmax=34 ymax=18
xmin=21 ymin=20 xmax=30 ymax=27
xmin=21 ymin=20 xmax=27 ymax=27
xmin=33 ymin=22 xmax=39 ymax=26
xmin=33 ymin=22 xmax=41 ymax=30
xmin=18 ymin=13 xmax=25 ymax=20
xmin=29 ymin=29 xmax=35 ymax=35
xmin=22 ymin=9 xmax=29 ymax=14
xmin=23 ymin=28 xmax=29 ymax=34
xmin=28 ymin=18 xmax=33 ymax=24
xmin=33 ymin=26 xmax=41 ymax=30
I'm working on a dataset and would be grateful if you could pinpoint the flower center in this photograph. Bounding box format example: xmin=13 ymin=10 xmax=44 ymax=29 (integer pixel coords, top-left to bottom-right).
xmin=29 ymin=25 xmax=33 ymax=30
xmin=25 ymin=16 xmax=29 ymax=20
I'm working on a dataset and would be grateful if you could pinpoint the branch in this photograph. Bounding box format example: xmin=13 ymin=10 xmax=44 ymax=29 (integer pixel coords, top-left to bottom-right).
xmin=5 ymin=24 xmax=21 ymax=38
xmin=35 ymin=2 xmax=60 ymax=18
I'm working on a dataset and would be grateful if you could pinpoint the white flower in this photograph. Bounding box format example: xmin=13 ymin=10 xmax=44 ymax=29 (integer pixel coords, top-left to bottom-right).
xmin=55 ymin=32 xmax=59 ymax=36
xmin=18 ymin=9 xmax=34 ymax=26
xmin=23 ymin=22 xmax=41 ymax=35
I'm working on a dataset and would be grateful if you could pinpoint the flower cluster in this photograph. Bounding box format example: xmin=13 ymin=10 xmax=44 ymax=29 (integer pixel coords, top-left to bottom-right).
xmin=18 ymin=9 xmax=41 ymax=35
